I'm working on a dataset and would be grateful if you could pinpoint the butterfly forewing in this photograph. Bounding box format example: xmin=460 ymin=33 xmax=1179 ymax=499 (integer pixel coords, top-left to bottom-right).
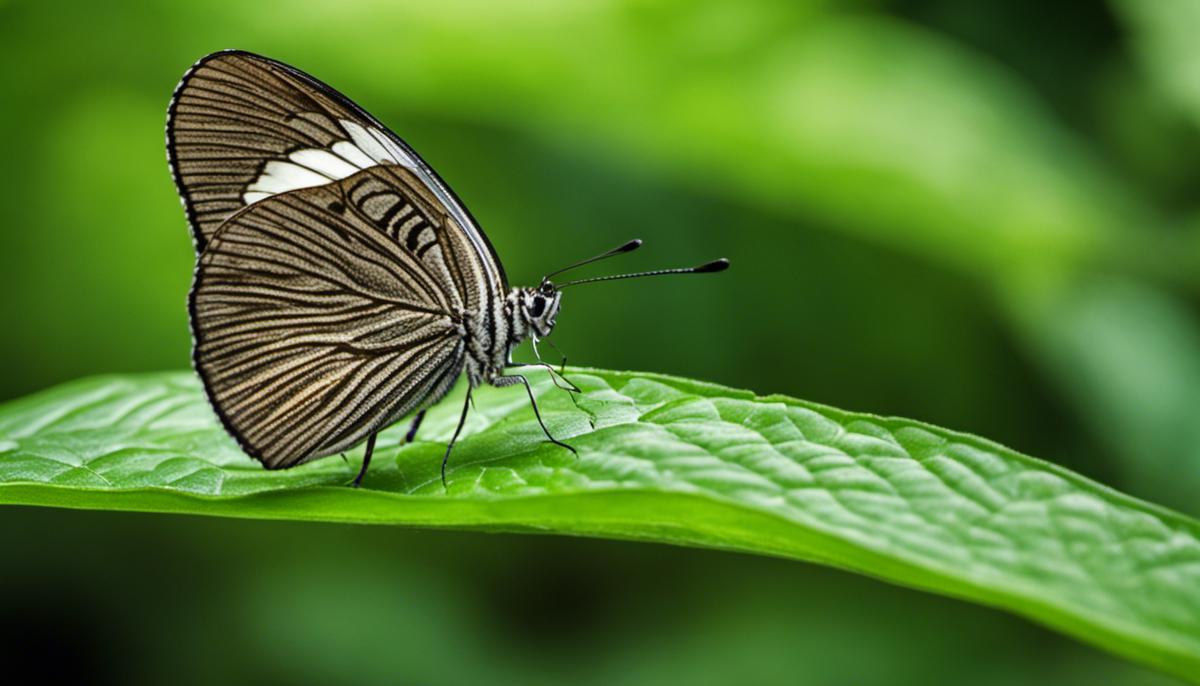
xmin=191 ymin=166 xmax=482 ymax=468
xmin=167 ymin=49 xmax=507 ymax=294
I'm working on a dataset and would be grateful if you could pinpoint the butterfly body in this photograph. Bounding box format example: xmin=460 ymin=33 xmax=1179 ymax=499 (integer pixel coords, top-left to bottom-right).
xmin=168 ymin=50 xmax=722 ymax=485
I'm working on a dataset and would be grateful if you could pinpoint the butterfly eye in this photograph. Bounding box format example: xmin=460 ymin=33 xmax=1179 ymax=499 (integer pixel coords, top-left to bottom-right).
xmin=539 ymin=282 xmax=555 ymax=296
xmin=529 ymin=295 xmax=546 ymax=318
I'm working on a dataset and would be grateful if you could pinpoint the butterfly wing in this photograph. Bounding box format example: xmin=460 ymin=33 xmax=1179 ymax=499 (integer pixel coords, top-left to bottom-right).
xmin=191 ymin=166 xmax=483 ymax=468
xmin=166 ymin=49 xmax=506 ymax=291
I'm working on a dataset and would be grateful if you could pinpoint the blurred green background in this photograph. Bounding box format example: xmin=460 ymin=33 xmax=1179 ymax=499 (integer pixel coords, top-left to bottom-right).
xmin=1 ymin=0 xmax=1197 ymax=683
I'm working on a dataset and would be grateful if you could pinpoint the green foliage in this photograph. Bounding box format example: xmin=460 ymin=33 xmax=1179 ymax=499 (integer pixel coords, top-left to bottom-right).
xmin=3 ymin=1 xmax=1200 ymax=682
xmin=2 ymin=370 xmax=1198 ymax=682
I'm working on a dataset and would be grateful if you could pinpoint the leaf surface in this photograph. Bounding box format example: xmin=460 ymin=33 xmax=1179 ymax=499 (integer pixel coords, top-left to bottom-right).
xmin=1 ymin=370 xmax=1197 ymax=682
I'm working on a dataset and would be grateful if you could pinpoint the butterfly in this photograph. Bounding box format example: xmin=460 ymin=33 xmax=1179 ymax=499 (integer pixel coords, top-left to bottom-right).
xmin=167 ymin=50 xmax=728 ymax=488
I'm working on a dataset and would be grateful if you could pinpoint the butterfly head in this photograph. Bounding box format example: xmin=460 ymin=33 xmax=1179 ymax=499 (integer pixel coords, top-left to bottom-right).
xmin=516 ymin=280 xmax=562 ymax=339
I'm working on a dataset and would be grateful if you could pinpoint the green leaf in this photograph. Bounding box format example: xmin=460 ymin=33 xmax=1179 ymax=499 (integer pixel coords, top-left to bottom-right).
xmin=1 ymin=370 xmax=1198 ymax=682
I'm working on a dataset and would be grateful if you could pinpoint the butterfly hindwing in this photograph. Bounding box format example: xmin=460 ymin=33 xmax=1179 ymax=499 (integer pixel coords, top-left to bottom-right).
xmin=190 ymin=167 xmax=471 ymax=468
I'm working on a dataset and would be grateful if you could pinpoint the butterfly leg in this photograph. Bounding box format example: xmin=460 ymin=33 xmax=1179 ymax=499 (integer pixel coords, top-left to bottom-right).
xmin=528 ymin=338 xmax=582 ymax=415
xmin=542 ymin=338 xmax=569 ymax=377
xmin=493 ymin=374 xmax=577 ymax=457
xmin=536 ymin=339 xmax=591 ymax=426
xmin=351 ymin=432 xmax=377 ymax=488
xmin=506 ymin=362 xmax=581 ymax=394
xmin=405 ymin=410 xmax=426 ymax=444
xmin=529 ymin=338 xmax=580 ymax=394
xmin=441 ymin=387 xmax=474 ymax=490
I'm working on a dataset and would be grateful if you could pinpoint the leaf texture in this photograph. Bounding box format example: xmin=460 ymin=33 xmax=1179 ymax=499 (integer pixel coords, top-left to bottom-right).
xmin=0 ymin=370 xmax=1197 ymax=682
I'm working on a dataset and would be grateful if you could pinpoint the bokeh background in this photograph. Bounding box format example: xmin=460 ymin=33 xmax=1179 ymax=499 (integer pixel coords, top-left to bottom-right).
xmin=1 ymin=0 xmax=1197 ymax=683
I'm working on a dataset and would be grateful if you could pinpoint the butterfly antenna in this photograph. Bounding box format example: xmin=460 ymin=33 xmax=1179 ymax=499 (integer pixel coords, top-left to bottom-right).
xmin=542 ymin=239 xmax=643 ymax=282
xmin=557 ymin=258 xmax=729 ymax=288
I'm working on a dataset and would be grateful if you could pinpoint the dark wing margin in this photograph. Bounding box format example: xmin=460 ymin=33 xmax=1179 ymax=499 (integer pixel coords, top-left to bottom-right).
xmin=166 ymin=49 xmax=508 ymax=291
xmin=189 ymin=170 xmax=468 ymax=468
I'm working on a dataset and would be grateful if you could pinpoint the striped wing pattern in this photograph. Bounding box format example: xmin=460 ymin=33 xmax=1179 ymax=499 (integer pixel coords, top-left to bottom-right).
xmin=168 ymin=51 xmax=364 ymax=250
xmin=191 ymin=167 xmax=475 ymax=468
xmin=171 ymin=50 xmax=517 ymax=470
xmin=166 ymin=49 xmax=508 ymax=297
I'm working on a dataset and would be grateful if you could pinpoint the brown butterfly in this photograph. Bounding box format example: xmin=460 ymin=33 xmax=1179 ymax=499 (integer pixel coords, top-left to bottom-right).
xmin=167 ymin=50 xmax=728 ymax=487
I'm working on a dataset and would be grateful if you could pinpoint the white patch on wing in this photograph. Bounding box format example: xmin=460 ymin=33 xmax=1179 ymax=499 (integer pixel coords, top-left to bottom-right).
xmin=331 ymin=141 xmax=376 ymax=168
xmin=340 ymin=120 xmax=399 ymax=165
xmin=244 ymin=160 xmax=331 ymax=199
xmin=238 ymin=121 xmax=501 ymax=288
xmin=240 ymin=119 xmax=426 ymax=205
xmin=289 ymin=149 xmax=360 ymax=179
